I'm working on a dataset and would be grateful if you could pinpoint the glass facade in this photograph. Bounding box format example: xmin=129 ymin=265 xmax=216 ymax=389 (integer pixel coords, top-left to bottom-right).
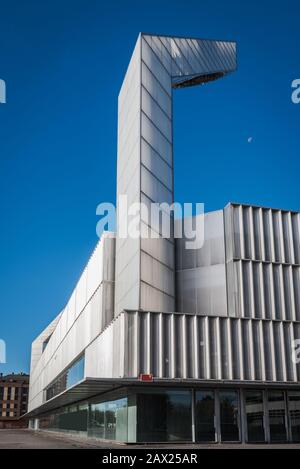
xmin=195 ymin=390 xmax=215 ymax=442
xmin=137 ymin=389 xmax=192 ymax=442
xmin=39 ymin=403 xmax=88 ymax=433
xmin=219 ymin=391 xmax=240 ymax=442
xmin=268 ymin=391 xmax=287 ymax=442
xmin=288 ymin=391 xmax=300 ymax=442
xmin=45 ymin=355 xmax=84 ymax=401
xmin=88 ymin=397 xmax=128 ymax=441
xmin=36 ymin=387 xmax=300 ymax=443
xmin=245 ymin=390 xmax=265 ymax=442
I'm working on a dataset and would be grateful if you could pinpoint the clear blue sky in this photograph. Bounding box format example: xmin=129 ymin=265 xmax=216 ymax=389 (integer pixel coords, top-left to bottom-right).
xmin=0 ymin=0 xmax=299 ymax=374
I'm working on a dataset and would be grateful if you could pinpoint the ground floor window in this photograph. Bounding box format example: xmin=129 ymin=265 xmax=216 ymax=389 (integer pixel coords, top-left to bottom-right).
xmin=268 ymin=390 xmax=287 ymax=442
xmin=195 ymin=390 xmax=215 ymax=442
xmin=245 ymin=390 xmax=265 ymax=442
xmin=288 ymin=391 xmax=300 ymax=442
xmin=38 ymin=403 xmax=88 ymax=433
xmin=36 ymin=386 xmax=300 ymax=443
xmin=219 ymin=390 xmax=240 ymax=442
xmin=137 ymin=390 xmax=192 ymax=442
xmin=88 ymin=397 xmax=128 ymax=441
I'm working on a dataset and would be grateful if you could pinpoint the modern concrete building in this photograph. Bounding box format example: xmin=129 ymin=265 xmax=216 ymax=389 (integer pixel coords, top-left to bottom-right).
xmin=28 ymin=34 xmax=300 ymax=444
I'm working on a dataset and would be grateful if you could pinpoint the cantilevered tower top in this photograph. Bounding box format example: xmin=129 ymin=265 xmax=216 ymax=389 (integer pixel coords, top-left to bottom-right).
xmin=139 ymin=33 xmax=236 ymax=88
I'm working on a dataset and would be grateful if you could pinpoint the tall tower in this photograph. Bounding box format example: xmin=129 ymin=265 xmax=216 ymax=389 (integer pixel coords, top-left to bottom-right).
xmin=115 ymin=34 xmax=236 ymax=316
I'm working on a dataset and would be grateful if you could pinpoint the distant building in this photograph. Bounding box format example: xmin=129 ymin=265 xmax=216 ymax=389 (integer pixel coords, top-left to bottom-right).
xmin=0 ymin=373 xmax=29 ymax=428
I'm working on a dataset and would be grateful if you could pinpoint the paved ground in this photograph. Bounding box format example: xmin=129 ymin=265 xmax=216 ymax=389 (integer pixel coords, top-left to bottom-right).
xmin=1 ymin=429 xmax=300 ymax=449
xmin=0 ymin=429 xmax=91 ymax=449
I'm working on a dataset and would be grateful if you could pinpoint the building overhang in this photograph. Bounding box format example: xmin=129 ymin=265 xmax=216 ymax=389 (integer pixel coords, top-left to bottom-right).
xmin=26 ymin=377 xmax=300 ymax=418
xmin=172 ymin=71 xmax=228 ymax=89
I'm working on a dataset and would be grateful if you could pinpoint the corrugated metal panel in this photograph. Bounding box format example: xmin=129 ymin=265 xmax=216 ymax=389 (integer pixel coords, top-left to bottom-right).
xmin=225 ymin=203 xmax=300 ymax=265
xmin=225 ymin=204 xmax=300 ymax=321
xmin=124 ymin=311 xmax=300 ymax=384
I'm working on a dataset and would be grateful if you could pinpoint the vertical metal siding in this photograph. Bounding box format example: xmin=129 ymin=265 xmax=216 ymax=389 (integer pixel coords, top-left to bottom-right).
xmin=225 ymin=204 xmax=300 ymax=322
xmin=124 ymin=311 xmax=300 ymax=383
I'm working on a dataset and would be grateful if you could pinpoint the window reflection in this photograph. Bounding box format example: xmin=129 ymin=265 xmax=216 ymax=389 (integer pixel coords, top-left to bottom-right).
xmin=45 ymin=355 xmax=84 ymax=401
xmin=137 ymin=390 xmax=192 ymax=442
xmin=288 ymin=391 xmax=300 ymax=442
xmin=220 ymin=391 xmax=240 ymax=441
xmin=268 ymin=391 xmax=287 ymax=442
xmin=39 ymin=403 xmax=88 ymax=432
xmin=88 ymin=397 xmax=128 ymax=441
xmin=38 ymin=387 xmax=300 ymax=443
xmin=245 ymin=391 xmax=265 ymax=442
xmin=195 ymin=391 xmax=215 ymax=442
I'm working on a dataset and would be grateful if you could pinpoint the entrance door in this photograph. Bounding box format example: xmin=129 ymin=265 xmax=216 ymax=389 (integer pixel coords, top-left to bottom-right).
xmin=195 ymin=391 xmax=216 ymax=442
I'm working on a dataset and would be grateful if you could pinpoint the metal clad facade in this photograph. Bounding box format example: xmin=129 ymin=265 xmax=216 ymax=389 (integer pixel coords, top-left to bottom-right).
xmin=28 ymin=233 xmax=115 ymax=412
xmin=172 ymin=203 xmax=300 ymax=385
xmin=28 ymin=31 xmax=300 ymax=427
xmin=225 ymin=203 xmax=300 ymax=321
xmin=124 ymin=310 xmax=300 ymax=383
xmin=115 ymin=34 xmax=237 ymax=317
xmin=176 ymin=210 xmax=227 ymax=316
xmin=29 ymin=203 xmax=300 ymax=415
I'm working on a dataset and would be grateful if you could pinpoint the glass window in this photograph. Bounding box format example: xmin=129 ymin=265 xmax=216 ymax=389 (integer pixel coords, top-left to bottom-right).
xmin=89 ymin=402 xmax=105 ymax=439
xmin=58 ymin=405 xmax=88 ymax=432
xmin=245 ymin=390 xmax=265 ymax=442
xmin=68 ymin=356 xmax=85 ymax=389
xmin=195 ymin=391 xmax=215 ymax=442
xmin=137 ymin=390 xmax=192 ymax=442
xmin=39 ymin=404 xmax=88 ymax=432
xmin=45 ymin=355 xmax=84 ymax=401
xmin=88 ymin=397 xmax=128 ymax=441
xmin=288 ymin=391 xmax=300 ymax=442
xmin=268 ymin=391 xmax=287 ymax=442
xmin=219 ymin=391 xmax=240 ymax=442
xmin=42 ymin=334 xmax=52 ymax=352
